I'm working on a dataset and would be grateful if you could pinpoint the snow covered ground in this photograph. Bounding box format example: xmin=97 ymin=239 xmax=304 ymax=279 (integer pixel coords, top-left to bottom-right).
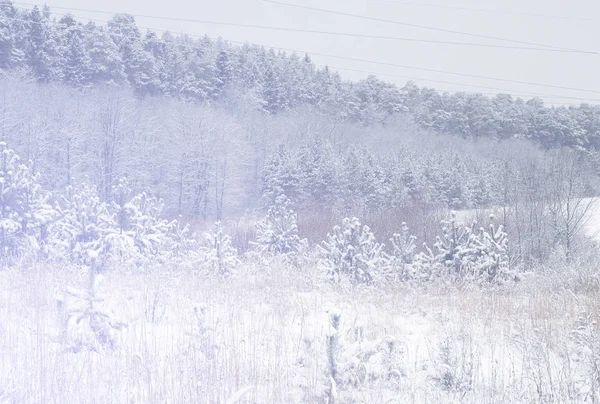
xmin=1 ymin=260 xmax=599 ymax=403
xmin=455 ymin=197 xmax=600 ymax=242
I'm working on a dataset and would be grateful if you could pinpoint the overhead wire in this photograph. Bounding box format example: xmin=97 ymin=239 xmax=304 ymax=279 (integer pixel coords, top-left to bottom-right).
xmin=7 ymin=3 xmax=600 ymax=96
xmin=262 ymin=0 xmax=599 ymax=54
xmin=2 ymin=5 xmax=599 ymax=104
xmin=8 ymin=1 xmax=594 ymax=54
xmin=370 ymin=0 xmax=595 ymax=22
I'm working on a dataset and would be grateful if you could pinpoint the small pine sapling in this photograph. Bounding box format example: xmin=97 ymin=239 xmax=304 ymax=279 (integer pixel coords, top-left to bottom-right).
xmin=254 ymin=194 xmax=305 ymax=262
xmin=324 ymin=308 xmax=343 ymax=403
xmin=57 ymin=256 xmax=125 ymax=352
xmin=0 ymin=142 xmax=56 ymax=259
xmin=319 ymin=217 xmax=385 ymax=284
xmin=47 ymin=183 xmax=114 ymax=268
xmin=202 ymin=221 xmax=239 ymax=276
xmin=386 ymin=222 xmax=417 ymax=281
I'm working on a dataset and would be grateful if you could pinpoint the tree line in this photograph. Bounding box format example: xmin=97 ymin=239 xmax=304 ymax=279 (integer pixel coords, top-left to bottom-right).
xmin=1 ymin=1 xmax=599 ymax=151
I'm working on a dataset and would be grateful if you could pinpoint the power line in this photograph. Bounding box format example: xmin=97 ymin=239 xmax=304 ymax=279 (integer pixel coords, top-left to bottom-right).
xmin=371 ymin=0 xmax=595 ymax=22
xmin=4 ymin=7 xmax=600 ymax=104
xmin=263 ymin=0 xmax=599 ymax=54
xmin=261 ymin=46 xmax=600 ymax=95
xmin=8 ymin=1 xmax=593 ymax=55
xmin=9 ymin=3 xmax=600 ymax=96
xmin=326 ymin=64 xmax=600 ymax=102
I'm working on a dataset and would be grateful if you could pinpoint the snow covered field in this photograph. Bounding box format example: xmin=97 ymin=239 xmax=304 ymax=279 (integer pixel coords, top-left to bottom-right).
xmin=1 ymin=260 xmax=599 ymax=403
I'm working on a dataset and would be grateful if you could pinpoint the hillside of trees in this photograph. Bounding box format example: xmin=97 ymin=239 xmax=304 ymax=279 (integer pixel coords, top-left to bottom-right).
xmin=1 ymin=1 xmax=599 ymax=150
xmin=0 ymin=1 xmax=599 ymax=268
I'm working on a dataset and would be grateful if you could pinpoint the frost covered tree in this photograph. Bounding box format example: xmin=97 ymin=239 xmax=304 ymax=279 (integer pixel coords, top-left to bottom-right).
xmin=319 ymin=217 xmax=385 ymax=284
xmin=50 ymin=178 xmax=193 ymax=268
xmin=262 ymin=145 xmax=299 ymax=206
xmin=123 ymin=191 xmax=174 ymax=262
xmin=57 ymin=267 xmax=125 ymax=352
xmin=254 ymin=194 xmax=304 ymax=260
xmin=468 ymin=215 xmax=509 ymax=282
xmin=414 ymin=213 xmax=510 ymax=283
xmin=0 ymin=142 xmax=55 ymax=257
xmin=385 ymin=222 xmax=417 ymax=281
xmin=48 ymin=183 xmax=113 ymax=266
xmin=202 ymin=221 xmax=239 ymax=276
xmin=25 ymin=6 xmax=59 ymax=82
xmin=104 ymin=177 xmax=181 ymax=266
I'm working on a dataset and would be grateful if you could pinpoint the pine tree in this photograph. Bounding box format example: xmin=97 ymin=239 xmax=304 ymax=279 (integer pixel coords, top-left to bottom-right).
xmin=319 ymin=217 xmax=385 ymax=284
xmin=254 ymin=194 xmax=304 ymax=261
xmin=0 ymin=142 xmax=55 ymax=258
xmin=414 ymin=213 xmax=510 ymax=283
xmin=83 ymin=22 xmax=124 ymax=85
xmin=467 ymin=215 xmax=509 ymax=282
xmin=0 ymin=0 xmax=24 ymax=70
xmin=386 ymin=222 xmax=417 ymax=281
xmin=202 ymin=221 xmax=239 ymax=276
xmin=56 ymin=15 xmax=89 ymax=86
xmin=262 ymin=145 xmax=299 ymax=206
xmin=47 ymin=183 xmax=113 ymax=267
xmin=25 ymin=6 xmax=59 ymax=82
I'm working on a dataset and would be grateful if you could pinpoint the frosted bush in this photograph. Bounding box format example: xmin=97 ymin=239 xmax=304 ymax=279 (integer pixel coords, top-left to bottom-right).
xmin=202 ymin=221 xmax=239 ymax=276
xmin=253 ymin=194 xmax=305 ymax=263
xmin=319 ymin=217 xmax=386 ymax=284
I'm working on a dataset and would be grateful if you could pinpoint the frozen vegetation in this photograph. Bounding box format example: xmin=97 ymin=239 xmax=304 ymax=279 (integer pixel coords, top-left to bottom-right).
xmin=1 ymin=2 xmax=600 ymax=403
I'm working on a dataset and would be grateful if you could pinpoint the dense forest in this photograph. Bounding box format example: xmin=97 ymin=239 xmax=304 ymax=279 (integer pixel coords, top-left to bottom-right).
xmin=0 ymin=1 xmax=598 ymax=268
xmin=0 ymin=1 xmax=599 ymax=149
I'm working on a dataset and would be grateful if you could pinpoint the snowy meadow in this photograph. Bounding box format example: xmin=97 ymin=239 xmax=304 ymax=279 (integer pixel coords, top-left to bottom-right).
xmin=0 ymin=3 xmax=599 ymax=401
xmin=2 ymin=257 xmax=600 ymax=403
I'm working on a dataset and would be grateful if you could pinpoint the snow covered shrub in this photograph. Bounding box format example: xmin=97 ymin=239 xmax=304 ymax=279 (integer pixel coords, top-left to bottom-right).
xmin=570 ymin=311 xmax=600 ymax=401
xmin=163 ymin=219 xmax=199 ymax=266
xmin=467 ymin=215 xmax=510 ymax=282
xmin=324 ymin=308 xmax=343 ymax=403
xmin=57 ymin=264 xmax=125 ymax=353
xmin=106 ymin=177 xmax=195 ymax=267
xmin=253 ymin=194 xmax=305 ymax=262
xmin=430 ymin=335 xmax=474 ymax=393
xmin=0 ymin=142 xmax=55 ymax=258
xmin=49 ymin=178 xmax=192 ymax=269
xmin=321 ymin=308 xmax=405 ymax=403
xmin=202 ymin=221 xmax=239 ymax=276
xmin=113 ymin=190 xmax=175 ymax=264
xmin=385 ymin=222 xmax=417 ymax=281
xmin=319 ymin=217 xmax=386 ymax=284
xmin=414 ymin=213 xmax=509 ymax=283
xmin=102 ymin=177 xmax=147 ymax=266
xmin=47 ymin=183 xmax=112 ymax=267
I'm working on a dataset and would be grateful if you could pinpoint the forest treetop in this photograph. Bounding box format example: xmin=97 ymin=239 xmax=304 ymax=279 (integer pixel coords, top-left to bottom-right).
xmin=0 ymin=1 xmax=599 ymax=151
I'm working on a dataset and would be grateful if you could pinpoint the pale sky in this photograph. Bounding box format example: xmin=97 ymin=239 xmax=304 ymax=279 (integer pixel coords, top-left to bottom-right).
xmin=25 ymin=0 xmax=600 ymax=105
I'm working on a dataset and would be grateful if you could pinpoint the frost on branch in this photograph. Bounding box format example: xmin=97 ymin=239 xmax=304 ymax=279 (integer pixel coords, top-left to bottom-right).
xmin=319 ymin=217 xmax=385 ymax=284
xmin=0 ymin=142 xmax=55 ymax=259
xmin=57 ymin=265 xmax=125 ymax=353
xmin=202 ymin=221 xmax=239 ymax=276
xmin=48 ymin=183 xmax=113 ymax=267
xmin=385 ymin=222 xmax=417 ymax=281
xmin=414 ymin=213 xmax=510 ymax=283
xmin=253 ymin=194 xmax=305 ymax=262
xmin=49 ymin=177 xmax=195 ymax=269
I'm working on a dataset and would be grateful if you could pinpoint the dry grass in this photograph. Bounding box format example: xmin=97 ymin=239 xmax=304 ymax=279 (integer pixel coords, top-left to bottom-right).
xmin=1 ymin=261 xmax=599 ymax=403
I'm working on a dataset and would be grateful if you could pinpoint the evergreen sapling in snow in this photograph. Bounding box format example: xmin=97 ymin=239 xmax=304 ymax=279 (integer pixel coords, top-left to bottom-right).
xmin=0 ymin=142 xmax=56 ymax=258
xmin=254 ymin=194 xmax=304 ymax=262
xmin=48 ymin=183 xmax=114 ymax=267
xmin=202 ymin=221 xmax=239 ymax=276
xmin=319 ymin=217 xmax=385 ymax=284
xmin=414 ymin=213 xmax=510 ymax=283
xmin=385 ymin=222 xmax=417 ymax=281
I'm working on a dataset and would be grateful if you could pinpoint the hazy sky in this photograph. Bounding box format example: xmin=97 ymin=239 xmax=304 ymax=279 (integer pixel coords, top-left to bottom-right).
xmin=24 ymin=0 xmax=600 ymax=105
